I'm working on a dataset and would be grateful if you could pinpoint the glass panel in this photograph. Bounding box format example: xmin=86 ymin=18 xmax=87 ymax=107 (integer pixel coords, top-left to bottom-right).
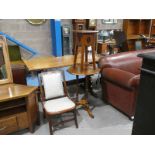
xmin=0 ymin=45 xmax=7 ymax=80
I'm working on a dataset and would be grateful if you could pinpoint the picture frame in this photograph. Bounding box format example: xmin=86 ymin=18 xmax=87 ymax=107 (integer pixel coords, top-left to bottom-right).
xmin=102 ymin=19 xmax=117 ymax=24
xmin=26 ymin=19 xmax=46 ymax=25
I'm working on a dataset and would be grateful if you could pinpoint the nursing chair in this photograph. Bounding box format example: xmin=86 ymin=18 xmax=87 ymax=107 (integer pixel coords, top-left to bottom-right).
xmin=39 ymin=70 xmax=78 ymax=135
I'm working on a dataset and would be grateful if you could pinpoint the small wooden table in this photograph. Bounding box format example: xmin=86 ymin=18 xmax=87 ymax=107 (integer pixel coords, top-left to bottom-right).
xmin=98 ymin=39 xmax=116 ymax=55
xmin=0 ymin=84 xmax=39 ymax=134
xmin=68 ymin=65 xmax=100 ymax=118
xmin=68 ymin=30 xmax=100 ymax=118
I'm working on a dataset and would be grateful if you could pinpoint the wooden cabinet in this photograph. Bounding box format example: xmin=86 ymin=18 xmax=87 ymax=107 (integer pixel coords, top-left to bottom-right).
xmin=123 ymin=19 xmax=152 ymax=51
xmin=72 ymin=19 xmax=86 ymax=30
xmin=0 ymin=84 xmax=39 ymax=135
xmin=97 ymin=43 xmax=108 ymax=54
xmin=150 ymin=19 xmax=155 ymax=36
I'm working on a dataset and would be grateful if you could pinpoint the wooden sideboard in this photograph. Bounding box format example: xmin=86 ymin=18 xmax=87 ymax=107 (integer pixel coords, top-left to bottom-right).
xmin=0 ymin=84 xmax=39 ymax=134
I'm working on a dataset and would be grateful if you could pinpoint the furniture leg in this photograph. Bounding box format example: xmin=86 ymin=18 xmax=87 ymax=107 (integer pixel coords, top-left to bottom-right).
xmin=84 ymin=103 xmax=94 ymax=118
xmin=36 ymin=111 xmax=40 ymax=125
xmin=29 ymin=124 xmax=35 ymax=133
xmin=76 ymin=75 xmax=79 ymax=102
xmin=92 ymin=46 xmax=96 ymax=70
xmin=73 ymin=110 xmax=78 ymax=128
xmin=80 ymin=45 xmax=85 ymax=71
xmin=85 ymin=46 xmax=88 ymax=65
xmin=49 ymin=119 xmax=53 ymax=135
xmin=88 ymin=75 xmax=98 ymax=98
xmin=43 ymin=108 xmax=46 ymax=119
xmin=73 ymin=45 xmax=78 ymax=68
xmin=85 ymin=76 xmax=94 ymax=118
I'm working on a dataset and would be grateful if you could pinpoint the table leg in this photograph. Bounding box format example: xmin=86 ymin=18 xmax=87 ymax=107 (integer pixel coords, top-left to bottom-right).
xmin=88 ymin=75 xmax=98 ymax=98
xmin=76 ymin=75 xmax=79 ymax=102
xmin=85 ymin=76 xmax=94 ymax=118
xmin=75 ymin=75 xmax=94 ymax=118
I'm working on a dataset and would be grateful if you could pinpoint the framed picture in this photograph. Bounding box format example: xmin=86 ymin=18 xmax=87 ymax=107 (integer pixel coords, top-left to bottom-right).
xmin=102 ymin=19 xmax=117 ymax=24
xmin=26 ymin=19 xmax=46 ymax=25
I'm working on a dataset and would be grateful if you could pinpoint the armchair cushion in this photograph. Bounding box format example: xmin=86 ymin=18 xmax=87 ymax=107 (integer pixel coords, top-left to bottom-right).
xmin=44 ymin=97 xmax=75 ymax=114
xmin=102 ymin=68 xmax=138 ymax=89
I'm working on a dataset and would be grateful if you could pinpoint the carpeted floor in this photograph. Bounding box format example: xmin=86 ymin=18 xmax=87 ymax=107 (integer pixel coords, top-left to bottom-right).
xmin=14 ymin=83 xmax=133 ymax=135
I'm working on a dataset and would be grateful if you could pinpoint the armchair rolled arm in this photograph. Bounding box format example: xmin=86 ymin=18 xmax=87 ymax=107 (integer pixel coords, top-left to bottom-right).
xmin=98 ymin=57 xmax=113 ymax=71
xmin=101 ymin=68 xmax=138 ymax=89
xmin=128 ymin=74 xmax=140 ymax=88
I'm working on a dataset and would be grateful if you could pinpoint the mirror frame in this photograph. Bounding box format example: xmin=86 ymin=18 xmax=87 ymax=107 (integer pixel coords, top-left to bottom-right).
xmin=0 ymin=36 xmax=13 ymax=85
xmin=26 ymin=19 xmax=46 ymax=25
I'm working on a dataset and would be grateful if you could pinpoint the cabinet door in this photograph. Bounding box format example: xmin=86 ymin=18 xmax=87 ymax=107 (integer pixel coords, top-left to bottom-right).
xmin=26 ymin=92 xmax=38 ymax=132
xmin=17 ymin=112 xmax=29 ymax=130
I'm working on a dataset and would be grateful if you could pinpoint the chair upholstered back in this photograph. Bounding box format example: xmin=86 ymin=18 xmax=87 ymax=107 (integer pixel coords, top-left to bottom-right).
xmin=40 ymin=71 xmax=65 ymax=100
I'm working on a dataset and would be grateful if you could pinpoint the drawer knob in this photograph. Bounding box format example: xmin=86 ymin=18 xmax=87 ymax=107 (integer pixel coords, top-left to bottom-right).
xmin=0 ymin=126 xmax=6 ymax=131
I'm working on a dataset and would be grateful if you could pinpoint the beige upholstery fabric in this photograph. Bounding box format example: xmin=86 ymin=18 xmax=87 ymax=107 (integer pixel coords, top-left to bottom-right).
xmin=44 ymin=97 xmax=75 ymax=113
xmin=41 ymin=71 xmax=64 ymax=99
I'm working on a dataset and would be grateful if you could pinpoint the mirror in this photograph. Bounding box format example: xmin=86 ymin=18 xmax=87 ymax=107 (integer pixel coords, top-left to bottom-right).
xmin=0 ymin=36 xmax=13 ymax=85
xmin=0 ymin=45 xmax=7 ymax=79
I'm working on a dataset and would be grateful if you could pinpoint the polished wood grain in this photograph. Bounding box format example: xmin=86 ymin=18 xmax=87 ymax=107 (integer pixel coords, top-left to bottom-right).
xmin=68 ymin=64 xmax=100 ymax=76
xmin=73 ymin=30 xmax=98 ymax=33
xmin=23 ymin=55 xmax=100 ymax=71
xmin=0 ymin=116 xmax=18 ymax=134
xmin=11 ymin=60 xmax=25 ymax=66
xmin=0 ymin=84 xmax=37 ymax=102
xmin=72 ymin=30 xmax=98 ymax=72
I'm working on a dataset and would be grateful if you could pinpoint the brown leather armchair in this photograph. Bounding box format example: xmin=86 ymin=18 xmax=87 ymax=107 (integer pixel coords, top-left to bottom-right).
xmin=99 ymin=49 xmax=155 ymax=119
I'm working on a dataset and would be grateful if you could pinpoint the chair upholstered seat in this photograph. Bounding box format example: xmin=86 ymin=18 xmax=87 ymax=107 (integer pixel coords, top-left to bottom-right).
xmin=44 ymin=97 xmax=75 ymax=114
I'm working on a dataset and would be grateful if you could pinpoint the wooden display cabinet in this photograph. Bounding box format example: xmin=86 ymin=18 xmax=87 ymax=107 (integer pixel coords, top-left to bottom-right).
xmin=0 ymin=35 xmax=39 ymax=135
xmin=123 ymin=19 xmax=151 ymax=51
xmin=140 ymin=20 xmax=151 ymax=35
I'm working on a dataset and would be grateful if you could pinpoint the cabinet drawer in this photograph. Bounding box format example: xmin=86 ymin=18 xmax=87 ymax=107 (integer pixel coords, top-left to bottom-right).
xmin=0 ymin=116 xmax=18 ymax=135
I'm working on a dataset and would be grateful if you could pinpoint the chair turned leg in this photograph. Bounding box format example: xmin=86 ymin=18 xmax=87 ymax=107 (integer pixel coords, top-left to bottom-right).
xmin=74 ymin=110 xmax=78 ymax=128
xmin=49 ymin=120 xmax=53 ymax=135
xmin=42 ymin=109 xmax=47 ymax=123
